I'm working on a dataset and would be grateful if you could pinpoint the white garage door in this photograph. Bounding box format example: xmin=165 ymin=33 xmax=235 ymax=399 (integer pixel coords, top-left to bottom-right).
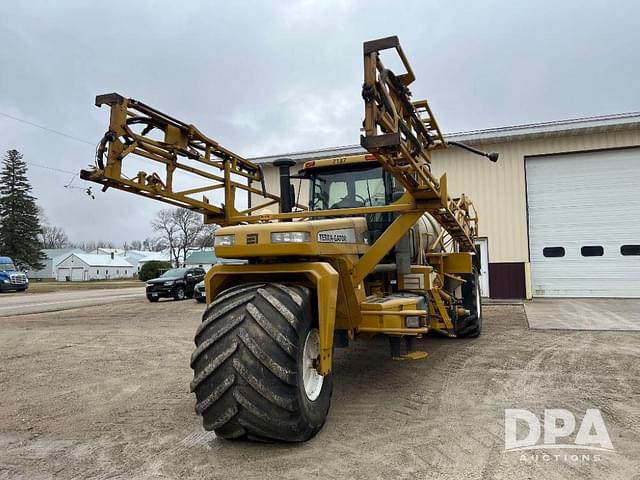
xmin=71 ymin=268 xmax=85 ymax=281
xmin=527 ymin=148 xmax=640 ymax=297
xmin=57 ymin=268 xmax=70 ymax=282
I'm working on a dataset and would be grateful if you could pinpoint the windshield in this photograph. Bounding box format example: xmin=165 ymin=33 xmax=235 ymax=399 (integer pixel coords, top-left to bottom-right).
xmin=0 ymin=263 xmax=17 ymax=272
xmin=161 ymin=268 xmax=187 ymax=278
xmin=310 ymin=166 xmax=388 ymax=211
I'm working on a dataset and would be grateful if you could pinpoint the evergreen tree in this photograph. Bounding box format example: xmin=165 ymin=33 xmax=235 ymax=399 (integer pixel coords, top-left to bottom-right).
xmin=0 ymin=150 xmax=46 ymax=270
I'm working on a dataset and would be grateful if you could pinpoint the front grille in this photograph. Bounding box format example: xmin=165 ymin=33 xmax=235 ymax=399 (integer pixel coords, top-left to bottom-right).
xmin=147 ymin=284 xmax=170 ymax=292
xmin=10 ymin=274 xmax=27 ymax=285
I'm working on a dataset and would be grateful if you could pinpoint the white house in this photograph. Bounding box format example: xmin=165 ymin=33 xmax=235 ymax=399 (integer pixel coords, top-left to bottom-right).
xmin=28 ymin=248 xmax=85 ymax=280
xmin=55 ymin=253 xmax=135 ymax=281
xmin=125 ymin=250 xmax=172 ymax=273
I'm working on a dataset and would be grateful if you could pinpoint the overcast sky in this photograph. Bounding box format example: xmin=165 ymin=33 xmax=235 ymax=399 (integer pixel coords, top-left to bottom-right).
xmin=1 ymin=0 xmax=638 ymax=245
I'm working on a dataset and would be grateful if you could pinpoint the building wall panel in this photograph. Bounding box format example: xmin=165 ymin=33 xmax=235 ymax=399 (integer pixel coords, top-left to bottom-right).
xmin=431 ymin=129 xmax=640 ymax=263
xmin=251 ymin=127 xmax=640 ymax=271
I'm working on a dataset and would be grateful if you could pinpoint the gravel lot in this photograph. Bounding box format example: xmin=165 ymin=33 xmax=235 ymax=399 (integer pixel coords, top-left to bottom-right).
xmin=0 ymin=287 xmax=144 ymax=316
xmin=0 ymin=296 xmax=638 ymax=479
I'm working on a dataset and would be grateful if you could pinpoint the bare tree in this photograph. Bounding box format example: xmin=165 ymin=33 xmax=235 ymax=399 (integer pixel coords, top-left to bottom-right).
xmin=38 ymin=207 xmax=69 ymax=249
xmin=69 ymin=240 xmax=90 ymax=252
xmin=152 ymin=208 xmax=180 ymax=266
xmin=150 ymin=208 xmax=210 ymax=266
xmin=172 ymin=208 xmax=206 ymax=265
xmin=40 ymin=225 xmax=69 ymax=249
xmin=143 ymin=236 xmax=166 ymax=252
xmin=197 ymin=223 xmax=219 ymax=248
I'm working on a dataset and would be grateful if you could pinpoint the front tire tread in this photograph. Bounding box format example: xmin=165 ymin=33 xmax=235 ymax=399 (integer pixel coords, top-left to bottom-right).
xmin=191 ymin=282 xmax=332 ymax=442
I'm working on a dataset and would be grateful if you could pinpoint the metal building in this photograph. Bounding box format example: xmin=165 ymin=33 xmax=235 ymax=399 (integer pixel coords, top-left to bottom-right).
xmin=55 ymin=253 xmax=134 ymax=281
xmin=249 ymin=112 xmax=640 ymax=299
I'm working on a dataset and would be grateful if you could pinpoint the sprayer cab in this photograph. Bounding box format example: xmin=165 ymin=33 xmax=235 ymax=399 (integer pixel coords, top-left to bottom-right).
xmin=300 ymin=155 xmax=392 ymax=209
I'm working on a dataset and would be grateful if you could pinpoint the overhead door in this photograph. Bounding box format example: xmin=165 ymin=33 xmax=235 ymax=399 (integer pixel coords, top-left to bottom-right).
xmin=57 ymin=268 xmax=70 ymax=282
xmin=526 ymin=148 xmax=640 ymax=297
xmin=71 ymin=268 xmax=85 ymax=281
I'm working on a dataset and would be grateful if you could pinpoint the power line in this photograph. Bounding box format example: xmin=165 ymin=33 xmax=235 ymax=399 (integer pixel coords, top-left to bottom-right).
xmin=0 ymin=111 xmax=94 ymax=146
xmin=25 ymin=161 xmax=77 ymax=175
xmin=0 ymin=111 xmax=95 ymax=179
xmin=0 ymin=110 xmax=99 ymax=199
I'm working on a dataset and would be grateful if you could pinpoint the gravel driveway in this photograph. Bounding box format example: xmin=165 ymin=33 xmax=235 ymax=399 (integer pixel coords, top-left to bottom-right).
xmin=0 ymin=299 xmax=638 ymax=479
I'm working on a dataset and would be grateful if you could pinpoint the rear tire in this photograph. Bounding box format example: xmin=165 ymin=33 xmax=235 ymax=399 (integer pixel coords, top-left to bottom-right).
xmin=147 ymin=296 xmax=159 ymax=303
xmin=190 ymin=282 xmax=333 ymax=442
xmin=455 ymin=269 xmax=482 ymax=338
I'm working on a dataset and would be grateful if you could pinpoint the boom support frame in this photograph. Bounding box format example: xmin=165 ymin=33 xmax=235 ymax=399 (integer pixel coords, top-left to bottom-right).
xmin=360 ymin=35 xmax=478 ymax=252
xmin=81 ymin=37 xmax=483 ymax=284
xmin=81 ymin=93 xmax=281 ymax=225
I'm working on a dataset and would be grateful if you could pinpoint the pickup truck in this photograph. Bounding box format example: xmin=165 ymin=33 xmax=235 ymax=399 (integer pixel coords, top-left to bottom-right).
xmin=145 ymin=267 xmax=205 ymax=302
xmin=0 ymin=256 xmax=29 ymax=292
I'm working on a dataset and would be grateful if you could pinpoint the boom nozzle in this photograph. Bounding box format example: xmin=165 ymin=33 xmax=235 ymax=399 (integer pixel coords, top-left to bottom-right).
xmin=447 ymin=141 xmax=499 ymax=162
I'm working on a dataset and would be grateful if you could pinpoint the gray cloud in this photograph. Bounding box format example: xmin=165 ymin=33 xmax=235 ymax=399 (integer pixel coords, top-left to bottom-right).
xmin=1 ymin=0 xmax=638 ymax=243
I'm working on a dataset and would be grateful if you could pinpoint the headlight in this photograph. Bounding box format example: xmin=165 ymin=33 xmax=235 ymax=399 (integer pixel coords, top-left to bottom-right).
xmin=214 ymin=234 xmax=236 ymax=246
xmin=163 ymin=281 xmax=175 ymax=286
xmin=405 ymin=317 xmax=422 ymax=328
xmin=271 ymin=231 xmax=310 ymax=243
xmin=145 ymin=282 xmax=153 ymax=287
xmin=2 ymin=279 xmax=9 ymax=284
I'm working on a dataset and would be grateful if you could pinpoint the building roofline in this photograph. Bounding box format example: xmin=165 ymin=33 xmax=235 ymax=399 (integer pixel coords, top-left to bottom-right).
xmin=249 ymin=111 xmax=640 ymax=164
xmin=59 ymin=252 xmax=134 ymax=268
xmin=446 ymin=111 xmax=640 ymax=143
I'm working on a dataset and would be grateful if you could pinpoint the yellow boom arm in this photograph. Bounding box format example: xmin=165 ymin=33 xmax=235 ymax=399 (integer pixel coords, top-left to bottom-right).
xmin=81 ymin=37 xmax=487 ymax=254
xmin=360 ymin=36 xmax=479 ymax=252
xmin=81 ymin=93 xmax=281 ymax=225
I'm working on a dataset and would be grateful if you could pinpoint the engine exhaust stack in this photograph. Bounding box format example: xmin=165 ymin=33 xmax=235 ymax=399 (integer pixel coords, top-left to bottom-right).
xmin=273 ymin=158 xmax=296 ymax=214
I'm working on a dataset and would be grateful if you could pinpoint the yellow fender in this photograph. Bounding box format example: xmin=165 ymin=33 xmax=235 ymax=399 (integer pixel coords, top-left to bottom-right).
xmin=205 ymin=262 xmax=339 ymax=375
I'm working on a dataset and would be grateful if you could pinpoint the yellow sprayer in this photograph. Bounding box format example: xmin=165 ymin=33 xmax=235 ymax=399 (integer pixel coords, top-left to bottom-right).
xmin=81 ymin=36 xmax=497 ymax=441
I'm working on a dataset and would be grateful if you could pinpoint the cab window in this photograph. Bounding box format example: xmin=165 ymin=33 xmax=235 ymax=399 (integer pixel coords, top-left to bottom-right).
xmin=311 ymin=166 xmax=388 ymax=210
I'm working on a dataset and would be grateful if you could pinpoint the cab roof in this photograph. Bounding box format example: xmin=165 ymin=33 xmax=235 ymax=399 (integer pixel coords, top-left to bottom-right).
xmin=300 ymin=153 xmax=379 ymax=172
